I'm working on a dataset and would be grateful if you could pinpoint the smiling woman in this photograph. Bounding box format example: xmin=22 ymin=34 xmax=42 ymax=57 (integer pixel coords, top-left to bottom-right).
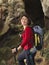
xmin=12 ymin=13 xmax=35 ymax=65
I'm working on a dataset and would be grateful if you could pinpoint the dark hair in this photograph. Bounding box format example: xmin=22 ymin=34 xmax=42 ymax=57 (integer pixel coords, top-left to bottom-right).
xmin=20 ymin=12 xmax=31 ymax=25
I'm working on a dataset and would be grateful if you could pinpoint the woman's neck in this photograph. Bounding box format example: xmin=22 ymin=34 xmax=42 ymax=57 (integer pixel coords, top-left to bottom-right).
xmin=23 ymin=25 xmax=28 ymax=30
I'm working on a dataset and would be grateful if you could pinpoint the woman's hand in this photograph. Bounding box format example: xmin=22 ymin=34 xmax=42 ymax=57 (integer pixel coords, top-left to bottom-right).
xmin=12 ymin=48 xmax=16 ymax=53
xmin=12 ymin=45 xmax=22 ymax=54
xmin=17 ymin=45 xmax=22 ymax=51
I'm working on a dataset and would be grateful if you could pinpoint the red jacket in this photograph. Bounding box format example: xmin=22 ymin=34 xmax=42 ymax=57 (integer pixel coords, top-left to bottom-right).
xmin=21 ymin=26 xmax=34 ymax=50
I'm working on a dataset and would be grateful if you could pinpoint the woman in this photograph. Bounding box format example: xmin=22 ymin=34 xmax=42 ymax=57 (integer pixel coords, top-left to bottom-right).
xmin=12 ymin=13 xmax=35 ymax=65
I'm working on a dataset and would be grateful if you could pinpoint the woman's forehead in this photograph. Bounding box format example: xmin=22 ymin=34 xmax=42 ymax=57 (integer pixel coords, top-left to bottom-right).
xmin=21 ymin=16 xmax=28 ymax=19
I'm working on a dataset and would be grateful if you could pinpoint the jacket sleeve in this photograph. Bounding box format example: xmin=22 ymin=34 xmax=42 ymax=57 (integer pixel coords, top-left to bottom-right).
xmin=21 ymin=28 xmax=31 ymax=48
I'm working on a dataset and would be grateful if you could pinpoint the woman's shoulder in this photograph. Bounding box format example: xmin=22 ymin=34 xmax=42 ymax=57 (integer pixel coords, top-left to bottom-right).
xmin=25 ymin=26 xmax=32 ymax=31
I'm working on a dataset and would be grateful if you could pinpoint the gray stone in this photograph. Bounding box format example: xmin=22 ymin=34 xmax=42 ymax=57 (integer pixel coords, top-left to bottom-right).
xmin=41 ymin=0 xmax=49 ymax=17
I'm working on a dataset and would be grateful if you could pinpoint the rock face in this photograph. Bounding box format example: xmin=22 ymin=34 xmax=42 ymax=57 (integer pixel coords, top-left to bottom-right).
xmin=0 ymin=0 xmax=25 ymax=35
xmin=8 ymin=0 xmax=25 ymax=15
xmin=41 ymin=0 xmax=49 ymax=29
xmin=41 ymin=0 xmax=49 ymax=17
xmin=0 ymin=0 xmax=49 ymax=34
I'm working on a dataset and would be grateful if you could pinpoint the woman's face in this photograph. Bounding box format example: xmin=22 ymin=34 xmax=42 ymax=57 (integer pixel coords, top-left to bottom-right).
xmin=21 ymin=16 xmax=28 ymax=26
